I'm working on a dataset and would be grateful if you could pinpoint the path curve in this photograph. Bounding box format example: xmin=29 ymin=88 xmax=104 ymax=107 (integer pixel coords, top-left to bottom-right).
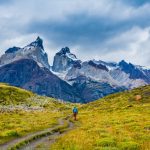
xmin=0 ymin=116 xmax=74 ymax=150
xmin=22 ymin=117 xmax=74 ymax=150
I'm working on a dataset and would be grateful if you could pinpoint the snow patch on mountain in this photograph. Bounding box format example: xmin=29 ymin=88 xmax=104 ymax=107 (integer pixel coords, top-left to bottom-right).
xmin=0 ymin=37 xmax=50 ymax=69
xmin=65 ymin=61 xmax=117 ymax=86
xmin=52 ymin=47 xmax=81 ymax=72
xmin=110 ymin=69 xmax=147 ymax=89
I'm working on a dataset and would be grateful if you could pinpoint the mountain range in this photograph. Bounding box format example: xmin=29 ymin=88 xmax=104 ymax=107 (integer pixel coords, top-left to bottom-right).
xmin=0 ymin=37 xmax=150 ymax=103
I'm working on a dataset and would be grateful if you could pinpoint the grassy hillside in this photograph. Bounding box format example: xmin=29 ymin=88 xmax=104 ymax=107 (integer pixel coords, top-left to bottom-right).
xmin=0 ymin=83 xmax=33 ymax=105
xmin=0 ymin=83 xmax=72 ymax=144
xmin=0 ymin=83 xmax=149 ymax=149
xmin=51 ymin=85 xmax=150 ymax=150
xmin=0 ymin=83 xmax=71 ymax=109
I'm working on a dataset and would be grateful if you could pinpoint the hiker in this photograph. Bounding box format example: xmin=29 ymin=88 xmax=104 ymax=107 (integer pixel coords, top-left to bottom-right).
xmin=73 ymin=106 xmax=78 ymax=121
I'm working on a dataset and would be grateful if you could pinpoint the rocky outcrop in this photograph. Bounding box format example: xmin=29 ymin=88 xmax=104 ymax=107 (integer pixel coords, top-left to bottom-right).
xmin=5 ymin=47 xmax=21 ymax=54
xmin=88 ymin=60 xmax=109 ymax=71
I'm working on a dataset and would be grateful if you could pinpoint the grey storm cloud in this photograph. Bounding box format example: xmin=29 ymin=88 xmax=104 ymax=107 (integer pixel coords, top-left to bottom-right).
xmin=0 ymin=0 xmax=150 ymax=66
xmin=27 ymin=12 xmax=150 ymax=51
xmin=27 ymin=15 xmax=121 ymax=45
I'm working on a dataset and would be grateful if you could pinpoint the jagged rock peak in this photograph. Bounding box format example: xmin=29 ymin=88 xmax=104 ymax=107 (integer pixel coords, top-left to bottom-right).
xmin=57 ymin=47 xmax=70 ymax=55
xmin=29 ymin=36 xmax=44 ymax=50
xmin=119 ymin=60 xmax=128 ymax=66
xmin=119 ymin=60 xmax=136 ymax=69
xmin=52 ymin=47 xmax=80 ymax=72
xmin=0 ymin=36 xmax=50 ymax=69
xmin=88 ymin=60 xmax=109 ymax=71
xmin=5 ymin=46 xmax=21 ymax=54
xmin=55 ymin=46 xmax=78 ymax=61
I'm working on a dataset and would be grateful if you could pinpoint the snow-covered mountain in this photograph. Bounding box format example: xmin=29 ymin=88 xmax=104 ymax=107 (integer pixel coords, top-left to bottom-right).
xmin=51 ymin=47 xmax=150 ymax=102
xmin=0 ymin=37 xmax=50 ymax=69
xmin=52 ymin=49 xmax=149 ymax=90
xmin=0 ymin=37 xmax=150 ymax=103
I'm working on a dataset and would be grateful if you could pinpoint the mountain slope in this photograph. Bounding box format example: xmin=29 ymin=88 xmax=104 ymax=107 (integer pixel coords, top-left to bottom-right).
xmin=71 ymin=75 xmax=125 ymax=103
xmin=0 ymin=59 xmax=82 ymax=102
xmin=51 ymin=85 xmax=150 ymax=150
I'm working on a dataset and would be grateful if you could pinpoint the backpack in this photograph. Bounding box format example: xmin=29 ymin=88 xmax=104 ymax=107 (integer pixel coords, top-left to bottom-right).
xmin=73 ymin=108 xmax=78 ymax=113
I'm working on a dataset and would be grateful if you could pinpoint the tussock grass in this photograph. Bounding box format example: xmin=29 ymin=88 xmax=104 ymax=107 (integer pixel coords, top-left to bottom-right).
xmin=51 ymin=85 xmax=150 ymax=150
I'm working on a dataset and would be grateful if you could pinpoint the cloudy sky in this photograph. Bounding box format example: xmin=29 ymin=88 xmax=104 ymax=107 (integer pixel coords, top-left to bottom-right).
xmin=0 ymin=0 xmax=150 ymax=66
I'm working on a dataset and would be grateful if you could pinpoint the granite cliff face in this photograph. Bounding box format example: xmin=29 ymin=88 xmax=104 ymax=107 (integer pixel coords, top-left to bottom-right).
xmin=52 ymin=47 xmax=81 ymax=72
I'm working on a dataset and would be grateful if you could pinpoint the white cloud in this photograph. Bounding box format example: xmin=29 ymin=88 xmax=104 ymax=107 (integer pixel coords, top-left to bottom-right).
xmin=0 ymin=34 xmax=38 ymax=55
xmin=97 ymin=27 xmax=150 ymax=67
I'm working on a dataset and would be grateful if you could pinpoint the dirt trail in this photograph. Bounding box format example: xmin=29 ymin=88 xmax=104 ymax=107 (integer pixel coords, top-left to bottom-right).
xmin=0 ymin=116 xmax=74 ymax=150
xmin=22 ymin=118 xmax=74 ymax=150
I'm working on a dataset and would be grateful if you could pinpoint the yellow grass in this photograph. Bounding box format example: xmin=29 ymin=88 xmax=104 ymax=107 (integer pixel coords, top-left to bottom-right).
xmin=51 ymin=86 xmax=150 ymax=150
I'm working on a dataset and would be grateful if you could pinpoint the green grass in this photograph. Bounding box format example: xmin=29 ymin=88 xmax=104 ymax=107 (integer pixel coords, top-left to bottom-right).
xmin=51 ymin=85 xmax=150 ymax=150
xmin=0 ymin=110 xmax=69 ymax=144
xmin=0 ymin=83 xmax=72 ymax=144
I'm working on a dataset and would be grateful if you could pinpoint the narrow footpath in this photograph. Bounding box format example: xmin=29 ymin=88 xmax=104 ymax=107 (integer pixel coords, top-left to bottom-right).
xmin=0 ymin=116 xmax=74 ymax=150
